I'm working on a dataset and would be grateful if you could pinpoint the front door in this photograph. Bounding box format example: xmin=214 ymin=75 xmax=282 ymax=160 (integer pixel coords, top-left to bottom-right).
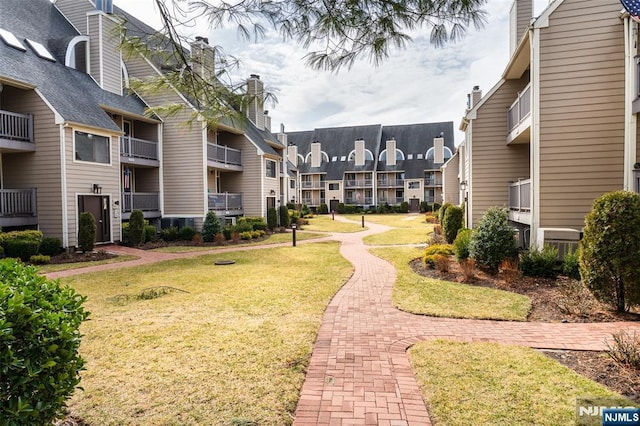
xmin=266 ymin=196 xmax=276 ymax=213
xmin=329 ymin=199 xmax=339 ymax=213
xmin=410 ymin=198 xmax=420 ymax=213
xmin=79 ymin=195 xmax=110 ymax=243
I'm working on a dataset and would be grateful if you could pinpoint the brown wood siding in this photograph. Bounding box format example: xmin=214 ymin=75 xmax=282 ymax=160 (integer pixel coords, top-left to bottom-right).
xmin=2 ymin=87 xmax=63 ymax=240
xmin=88 ymin=15 xmax=101 ymax=87
xmin=100 ymin=15 xmax=123 ymax=95
xmin=538 ymin=0 xmax=624 ymax=230
xmin=223 ymin=135 xmax=265 ymax=217
xmin=65 ymin=127 xmax=121 ymax=246
xmin=54 ymin=0 xmax=93 ymax=33
xmin=442 ymin=154 xmax=460 ymax=205
xmin=133 ymin=167 xmax=159 ymax=192
xmin=470 ymin=77 xmax=531 ymax=226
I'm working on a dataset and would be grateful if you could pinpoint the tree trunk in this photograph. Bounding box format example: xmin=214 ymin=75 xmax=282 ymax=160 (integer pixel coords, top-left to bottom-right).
xmin=616 ymin=277 xmax=626 ymax=312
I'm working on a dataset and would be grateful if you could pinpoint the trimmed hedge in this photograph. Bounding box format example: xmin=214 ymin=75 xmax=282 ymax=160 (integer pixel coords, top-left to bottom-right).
xmin=39 ymin=237 xmax=63 ymax=256
xmin=5 ymin=239 xmax=40 ymax=262
xmin=78 ymin=212 xmax=96 ymax=253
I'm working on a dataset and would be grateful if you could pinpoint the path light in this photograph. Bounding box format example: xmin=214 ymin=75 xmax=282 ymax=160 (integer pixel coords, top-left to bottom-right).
xmin=291 ymin=223 xmax=297 ymax=247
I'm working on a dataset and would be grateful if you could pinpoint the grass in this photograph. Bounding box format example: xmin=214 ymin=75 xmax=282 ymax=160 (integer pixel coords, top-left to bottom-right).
xmin=344 ymin=213 xmax=425 ymax=228
xmin=302 ymin=215 xmax=367 ymax=233
xmin=371 ymin=246 xmax=530 ymax=320
xmin=150 ymin=232 xmax=327 ymax=253
xmin=409 ymin=340 xmax=627 ymax=426
xmin=63 ymin=242 xmax=351 ymax=425
xmin=36 ymin=255 xmax=139 ymax=273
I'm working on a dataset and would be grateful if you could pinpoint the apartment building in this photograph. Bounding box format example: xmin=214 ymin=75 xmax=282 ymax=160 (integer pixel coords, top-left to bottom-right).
xmin=0 ymin=0 xmax=285 ymax=248
xmin=456 ymin=0 xmax=639 ymax=251
xmin=286 ymin=122 xmax=454 ymax=211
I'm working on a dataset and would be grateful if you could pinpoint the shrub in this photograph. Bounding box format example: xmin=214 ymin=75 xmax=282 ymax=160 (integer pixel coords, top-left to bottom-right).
xmin=192 ymin=233 xmax=203 ymax=246
xmin=336 ymin=203 xmax=346 ymax=214
xmin=419 ymin=201 xmax=430 ymax=213
xmin=459 ymin=258 xmax=475 ymax=282
xmin=160 ymin=226 xmax=179 ymax=241
xmin=29 ymin=254 xmax=51 ymax=265
xmin=606 ymin=331 xmax=640 ymax=370
xmin=202 ymin=211 xmax=222 ymax=242
xmin=128 ymin=210 xmax=146 ymax=246
xmin=178 ymin=226 xmax=196 ymax=241
xmin=5 ymin=240 xmax=40 ymax=262
xmin=318 ymin=203 xmax=329 ymax=214
xmin=300 ymin=204 xmax=311 ymax=217
xmin=453 ymin=228 xmax=472 ymax=261
xmin=231 ymin=231 xmax=241 ymax=243
xmin=563 ymin=249 xmax=580 ymax=280
xmin=434 ymin=254 xmax=449 ymax=272
xmin=425 ymin=214 xmax=438 ymax=224
xmin=443 ymin=205 xmax=463 ymax=244
xmin=0 ymin=259 xmax=88 ymax=424
xmin=399 ymin=201 xmax=410 ymax=213
xmin=214 ymin=233 xmax=226 ymax=245
xmin=432 ymin=202 xmax=442 ymax=212
xmin=144 ymin=225 xmax=157 ymax=242
xmin=556 ymin=280 xmax=595 ymax=317
xmin=468 ymin=207 xmax=516 ymax=274
xmin=39 ymin=237 xmax=63 ymax=256
xmin=438 ymin=202 xmax=452 ymax=223
xmin=433 ymin=224 xmax=442 ymax=235
xmin=222 ymin=225 xmax=234 ymax=240
xmin=580 ymin=191 xmax=640 ymax=312
xmin=423 ymin=244 xmax=454 ymax=267
xmin=519 ymin=245 xmax=559 ymax=278
xmin=252 ymin=230 xmax=266 ymax=238
xmin=238 ymin=216 xmax=268 ymax=231
xmin=240 ymin=231 xmax=253 ymax=240
xmin=78 ymin=212 xmax=96 ymax=253
xmin=500 ymin=258 xmax=521 ymax=286
xmin=279 ymin=205 xmax=290 ymax=228
xmin=267 ymin=207 xmax=278 ymax=230
xmin=0 ymin=230 xmax=43 ymax=246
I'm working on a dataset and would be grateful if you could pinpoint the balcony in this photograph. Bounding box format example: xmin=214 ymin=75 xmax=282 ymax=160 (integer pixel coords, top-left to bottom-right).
xmin=423 ymin=177 xmax=442 ymax=186
xmin=345 ymin=179 xmax=373 ymax=188
xmin=345 ymin=197 xmax=373 ymax=205
xmin=121 ymin=192 xmax=160 ymax=219
xmin=377 ymin=179 xmax=404 ymax=188
xmin=0 ymin=188 xmax=38 ymax=227
xmin=0 ymin=110 xmax=35 ymax=152
xmin=301 ymin=198 xmax=326 ymax=206
xmin=508 ymin=179 xmax=531 ymax=225
xmin=506 ymin=83 xmax=531 ymax=145
xmin=208 ymin=192 xmax=243 ymax=215
xmin=207 ymin=143 xmax=242 ymax=171
xmin=378 ymin=197 xmax=404 ymax=205
xmin=120 ymin=136 xmax=159 ymax=166
xmin=301 ymin=181 xmax=325 ymax=189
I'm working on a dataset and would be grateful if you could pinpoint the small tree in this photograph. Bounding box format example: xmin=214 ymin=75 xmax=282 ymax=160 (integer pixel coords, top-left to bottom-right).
xmin=443 ymin=205 xmax=463 ymax=244
xmin=0 ymin=259 xmax=89 ymax=424
xmin=128 ymin=210 xmax=145 ymax=246
xmin=202 ymin=211 xmax=222 ymax=242
xmin=580 ymin=191 xmax=640 ymax=312
xmin=438 ymin=202 xmax=452 ymax=223
xmin=267 ymin=207 xmax=278 ymax=231
xmin=453 ymin=228 xmax=472 ymax=261
xmin=468 ymin=207 xmax=515 ymax=274
xmin=278 ymin=205 xmax=290 ymax=228
xmin=78 ymin=212 xmax=96 ymax=253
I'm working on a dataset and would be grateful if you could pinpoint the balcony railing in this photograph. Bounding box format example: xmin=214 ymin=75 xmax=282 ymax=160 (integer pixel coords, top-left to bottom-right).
xmin=378 ymin=197 xmax=404 ymax=205
xmin=0 ymin=188 xmax=37 ymax=216
xmin=345 ymin=179 xmax=373 ymax=188
xmin=207 ymin=143 xmax=241 ymax=166
xmin=208 ymin=192 xmax=242 ymax=212
xmin=121 ymin=192 xmax=160 ymax=212
xmin=120 ymin=136 xmax=158 ymax=161
xmin=0 ymin=110 xmax=34 ymax=143
xmin=508 ymin=179 xmax=531 ymax=211
xmin=377 ymin=179 xmax=404 ymax=187
xmin=507 ymin=83 xmax=531 ymax=132
xmin=424 ymin=177 xmax=442 ymax=186
xmin=301 ymin=181 xmax=325 ymax=189
xmin=301 ymin=198 xmax=326 ymax=205
xmin=345 ymin=197 xmax=373 ymax=204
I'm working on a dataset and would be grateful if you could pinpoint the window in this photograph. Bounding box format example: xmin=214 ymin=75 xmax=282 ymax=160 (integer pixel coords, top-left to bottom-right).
xmin=290 ymin=179 xmax=296 ymax=189
xmin=266 ymin=159 xmax=277 ymax=178
xmin=329 ymin=183 xmax=339 ymax=190
xmin=426 ymin=146 xmax=453 ymax=162
xmin=347 ymin=149 xmax=374 ymax=162
xmin=378 ymin=149 xmax=405 ymax=162
xmin=75 ymin=131 xmax=110 ymax=163
xmin=408 ymin=181 xmax=420 ymax=189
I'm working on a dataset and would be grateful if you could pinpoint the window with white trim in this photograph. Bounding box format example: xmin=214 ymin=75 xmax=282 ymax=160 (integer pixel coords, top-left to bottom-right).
xmin=75 ymin=131 xmax=110 ymax=164
xmin=266 ymin=159 xmax=277 ymax=178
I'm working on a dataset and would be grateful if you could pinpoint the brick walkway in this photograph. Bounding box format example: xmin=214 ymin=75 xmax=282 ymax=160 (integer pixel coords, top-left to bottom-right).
xmin=293 ymin=219 xmax=640 ymax=426
xmin=45 ymin=219 xmax=640 ymax=425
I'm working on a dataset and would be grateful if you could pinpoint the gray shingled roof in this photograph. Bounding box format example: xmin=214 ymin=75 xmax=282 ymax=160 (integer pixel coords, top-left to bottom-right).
xmin=288 ymin=122 xmax=454 ymax=180
xmin=0 ymin=0 xmax=149 ymax=132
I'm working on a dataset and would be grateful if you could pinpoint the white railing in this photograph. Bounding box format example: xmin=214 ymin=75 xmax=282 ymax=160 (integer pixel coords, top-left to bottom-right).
xmin=507 ymin=83 xmax=531 ymax=132
xmin=0 ymin=110 xmax=33 ymax=143
xmin=508 ymin=179 xmax=531 ymax=211
xmin=424 ymin=177 xmax=442 ymax=186
xmin=301 ymin=181 xmax=325 ymax=189
xmin=208 ymin=192 xmax=242 ymax=211
xmin=207 ymin=143 xmax=242 ymax=166
xmin=378 ymin=197 xmax=404 ymax=205
xmin=121 ymin=192 xmax=160 ymax=212
xmin=345 ymin=197 xmax=373 ymax=204
xmin=345 ymin=179 xmax=373 ymax=188
xmin=0 ymin=188 xmax=37 ymax=216
xmin=377 ymin=179 xmax=404 ymax=187
xmin=120 ymin=136 xmax=158 ymax=160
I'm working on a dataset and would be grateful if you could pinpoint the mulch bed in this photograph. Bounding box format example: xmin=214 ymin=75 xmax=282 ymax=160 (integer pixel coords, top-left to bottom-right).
xmin=410 ymin=255 xmax=640 ymax=403
xmin=48 ymin=250 xmax=117 ymax=264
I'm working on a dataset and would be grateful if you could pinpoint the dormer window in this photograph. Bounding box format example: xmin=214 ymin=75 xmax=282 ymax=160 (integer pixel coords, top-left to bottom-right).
xmin=65 ymin=36 xmax=89 ymax=73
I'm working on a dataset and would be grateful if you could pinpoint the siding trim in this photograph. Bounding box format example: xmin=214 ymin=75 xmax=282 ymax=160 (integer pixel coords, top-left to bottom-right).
xmin=624 ymin=16 xmax=637 ymax=190
xmin=60 ymin=124 xmax=69 ymax=248
xmin=531 ymin=27 xmax=541 ymax=244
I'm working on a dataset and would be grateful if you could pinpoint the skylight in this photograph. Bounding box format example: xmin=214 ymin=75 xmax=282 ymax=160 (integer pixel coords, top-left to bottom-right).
xmin=0 ymin=28 xmax=26 ymax=51
xmin=340 ymin=156 xmax=346 ymax=162
xmin=332 ymin=156 xmax=337 ymax=162
xmin=417 ymin=153 xmax=424 ymax=160
xmin=407 ymin=154 xmax=413 ymax=160
xmin=26 ymin=39 xmax=56 ymax=62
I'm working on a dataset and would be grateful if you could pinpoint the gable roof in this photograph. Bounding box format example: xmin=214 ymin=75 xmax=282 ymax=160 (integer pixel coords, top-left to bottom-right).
xmin=0 ymin=0 xmax=150 ymax=132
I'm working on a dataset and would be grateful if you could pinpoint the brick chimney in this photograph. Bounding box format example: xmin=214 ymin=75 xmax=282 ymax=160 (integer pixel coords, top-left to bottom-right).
xmin=247 ymin=74 xmax=265 ymax=130
xmin=509 ymin=0 xmax=532 ymax=55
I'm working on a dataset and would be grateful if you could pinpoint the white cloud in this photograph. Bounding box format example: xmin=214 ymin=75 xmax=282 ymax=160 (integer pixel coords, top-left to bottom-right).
xmin=114 ymin=0 xmax=547 ymax=144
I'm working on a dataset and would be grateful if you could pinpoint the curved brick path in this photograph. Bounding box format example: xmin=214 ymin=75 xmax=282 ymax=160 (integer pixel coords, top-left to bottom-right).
xmin=292 ymin=218 xmax=640 ymax=426
xmin=44 ymin=218 xmax=640 ymax=425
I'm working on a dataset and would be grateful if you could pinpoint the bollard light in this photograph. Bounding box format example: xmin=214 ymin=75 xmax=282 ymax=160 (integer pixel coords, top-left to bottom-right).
xmin=361 ymin=214 xmax=364 ymax=228
xmin=291 ymin=223 xmax=297 ymax=247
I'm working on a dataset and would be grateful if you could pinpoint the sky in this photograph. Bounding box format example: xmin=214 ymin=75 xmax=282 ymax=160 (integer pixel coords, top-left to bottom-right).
xmin=113 ymin=0 xmax=547 ymax=144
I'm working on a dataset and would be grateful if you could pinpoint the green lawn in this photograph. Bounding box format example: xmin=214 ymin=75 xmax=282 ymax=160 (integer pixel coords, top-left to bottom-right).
xmin=150 ymin=231 xmax=327 ymax=253
xmin=36 ymin=255 xmax=139 ymax=273
xmin=344 ymin=213 xmax=426 ymax=228
xmin=64 ymin=242 xmax=352 ymax=425
xmin=302 ymin=215 xmax=367 ymax=233
xmin=371 ymin=246 xmax=531 ymax=320
xmin=409 ymin=340 xmax=627 ymax=426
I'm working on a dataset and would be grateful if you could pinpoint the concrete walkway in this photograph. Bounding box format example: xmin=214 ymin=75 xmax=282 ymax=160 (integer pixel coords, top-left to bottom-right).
xmin=45 ymin=218 xmax=640 ymax=425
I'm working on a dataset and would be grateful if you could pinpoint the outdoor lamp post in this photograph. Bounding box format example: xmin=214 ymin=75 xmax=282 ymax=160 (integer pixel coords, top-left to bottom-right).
xmin=291 ymin=223 xmax=297 ymax=247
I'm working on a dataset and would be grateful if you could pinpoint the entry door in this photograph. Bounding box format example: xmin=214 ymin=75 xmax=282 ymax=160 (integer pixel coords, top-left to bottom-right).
xmin=410 ymin=198 xmax=420 ymax=213
xmin=79 ymin=195 xmax=110 ymax=243
xmin=266 ymin=196 xmax=276 ymax=212
xmin=329 ymin=199 xmax=339 ymax=213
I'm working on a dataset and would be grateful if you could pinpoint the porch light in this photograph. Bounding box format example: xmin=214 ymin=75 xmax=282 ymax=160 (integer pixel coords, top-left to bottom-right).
xmin=460 ymin=180 xmax=468 ymax=191
xmin=92 ymin=184 xmax=102 ymax=194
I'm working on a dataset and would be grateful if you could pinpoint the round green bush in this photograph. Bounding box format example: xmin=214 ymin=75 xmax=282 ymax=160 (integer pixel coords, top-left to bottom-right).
xmin=443 ymin=205 xmax=463 ymax=244
xmin=202 ymin=211 xmax=222 ymax=242
xmin=453 ymin=228 xmax=472 ymax=261
xmin=519 ymin=245 xmax=559 ymax=278
xmin=318 ymin=203 xmax=329 ymax=214
xmin=144 ymin=225 xmax=157 ymax=243
xmin=5 ymin=239 xmax=40 ymax=262
xmin=128 ymin=210 xmax=146 ymax=246
xmin=0 ymin=259 xmax=89 ymax=424
xmin=580 ymin=191 xmax=640 ymax=312
xmin=78 ymin=212 xmax=96 ymax=253
xmin=39 ymin=237 xmax=63 ymax=256
xmin=178 ymin=226 xmax=196 ymax=241
xmin=468 ymin=207 xmax=516 ymax=273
